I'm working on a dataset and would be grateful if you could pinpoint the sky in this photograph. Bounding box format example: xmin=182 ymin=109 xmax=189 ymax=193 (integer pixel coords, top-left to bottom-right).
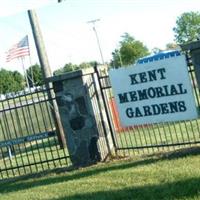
xmin=0 ymin=0 xmax=200 ymax=74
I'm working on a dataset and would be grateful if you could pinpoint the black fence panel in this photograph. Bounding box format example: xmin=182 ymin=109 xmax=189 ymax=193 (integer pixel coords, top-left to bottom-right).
xmin=0 ymin=86 xmax=71 ymax=179
xmin=96 ymin=54 xmax=200 ymax=157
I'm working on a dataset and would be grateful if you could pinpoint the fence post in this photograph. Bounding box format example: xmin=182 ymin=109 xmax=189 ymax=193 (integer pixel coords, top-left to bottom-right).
xmin=94 ymin=64 xmax=117 ymax=152
xmin=181 ymin=41 xmax=200 ymax=90
xmin=48 ymin=69 xmax=115 ymax=167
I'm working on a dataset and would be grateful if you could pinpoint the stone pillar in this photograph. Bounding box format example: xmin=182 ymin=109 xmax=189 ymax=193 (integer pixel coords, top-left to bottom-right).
xmin=48 ymin=68 xmax=113 ymax=167
xmin=181 ymin=41 xmax=200 ymax=89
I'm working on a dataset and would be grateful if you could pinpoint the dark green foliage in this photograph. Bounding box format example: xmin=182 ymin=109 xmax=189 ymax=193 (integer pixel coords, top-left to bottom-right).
xmin=54 ymin=63 xmax=78 ymax=75
xmin=173 ymin=11 xmax=200 ymax=44
xmin=79 ymin=61 xmax=96 ymax=69
xmin=0 ymin=69 xmax=24 ymax=94
xmin=111 ymin=33 xmax=149 ymax=67
xmin=53 ymin=61 xmax=96 ymax=75
xmin=26 ymin=64 xmax=44 ymax=86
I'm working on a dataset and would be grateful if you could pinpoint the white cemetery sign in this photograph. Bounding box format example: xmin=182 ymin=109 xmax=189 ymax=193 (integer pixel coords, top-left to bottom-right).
xmin=109 ymin=54 xmax=198 ymax=126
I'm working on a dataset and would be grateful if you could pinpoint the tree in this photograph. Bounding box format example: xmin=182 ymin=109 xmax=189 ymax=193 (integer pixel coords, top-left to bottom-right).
xmin=173 ymin=11 xmax=200 ymax=44
xmin=53 ymin=63 xmax=78 ymax=75
xmin=79 ymin=61 xmax=96 ymax=69
xmin=12 ymin=71 xmax=24 ymax=91
xmin=26 ymin=64 xmax=44 ymax=87
xmin=0 ymin=69 xmax=24 ymax=94
xmin=165 ymin=43 xmax=179 ymax=50
xmin=53 ymin=61 xmax=97 ymax=75
xmin=151 ymin=43 xmax=179 ymax=54
xmin=111 ymin=33 xmax=149 ymax=67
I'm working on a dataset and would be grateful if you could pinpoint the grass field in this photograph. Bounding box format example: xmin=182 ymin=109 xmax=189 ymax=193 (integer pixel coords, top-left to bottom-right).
xmin=1 ymin=96 xmax=200 ymax=179
xmin=0 ymin=147 xmax=200 ymax=200
xmin=0 ymin=97 xmax=53 ymax=141
xmin=1 ymin=82 xmax=200 ymax=188
xmin=0 ymin=91 xmax=69 ymax=179
xmin=0 ymin=137 xmax=71 ymax=179
xmin=115 ymin=118 xmax=200 ymax=156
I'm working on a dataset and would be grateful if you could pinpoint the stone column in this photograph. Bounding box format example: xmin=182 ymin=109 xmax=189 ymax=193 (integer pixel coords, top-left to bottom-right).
xmin=48 ymin=68 xmax=113 ymax=167
xmin=181 ymin=41 xmax=200 ymax=89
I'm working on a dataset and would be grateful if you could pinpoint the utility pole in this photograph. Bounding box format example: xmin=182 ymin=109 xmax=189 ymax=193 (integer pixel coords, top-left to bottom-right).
xmin=117 ymin=50 xmax=123 ymax=67
xmin=27 ymin=9 xmax=66 ymax=148
xmin=87 ymin=19 xmax=105 ymax=65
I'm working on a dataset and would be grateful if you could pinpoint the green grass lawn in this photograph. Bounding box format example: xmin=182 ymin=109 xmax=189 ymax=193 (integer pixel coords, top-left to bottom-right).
xmin=0 ymin=147 xmax=200 ymax=200
xmin=114 ymin=119 xmax=200 ymax=158
xmin=0 ymin=100 xmax=54 ymax=141
xmin=0 ymin=137 xmax=71 ymax=179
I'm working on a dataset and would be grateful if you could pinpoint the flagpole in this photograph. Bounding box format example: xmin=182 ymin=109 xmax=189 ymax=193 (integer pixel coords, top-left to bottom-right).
xmin=27 ymin=52 xmax=35 ymax=87
xmin=20 ymin=57 xmax=30 ymax=90
xmin=27 ymin=35 xmax=35 ymax=87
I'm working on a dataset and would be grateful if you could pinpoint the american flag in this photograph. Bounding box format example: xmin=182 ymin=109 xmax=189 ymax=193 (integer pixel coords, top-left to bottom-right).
xmin=6 ymin=35 xmax=30 ymax=62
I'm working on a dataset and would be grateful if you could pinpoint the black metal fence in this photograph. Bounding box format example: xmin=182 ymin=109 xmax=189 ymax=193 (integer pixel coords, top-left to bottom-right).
xmin=0 ymin=86 xmax=71 ymax=180
xmin=96 ymin=53 xmax=200 ymax=156
xmin=1 ymin=53 xmax=200 ymax=180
